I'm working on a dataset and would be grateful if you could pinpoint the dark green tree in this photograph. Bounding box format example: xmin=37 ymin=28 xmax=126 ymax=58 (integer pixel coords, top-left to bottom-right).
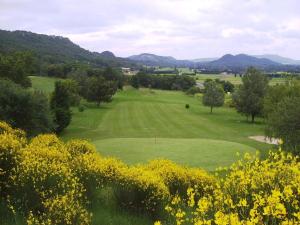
xmin=0 ymin=79 xmax=54 ymax=136
xmin=266 ymin=97 xmax=300 ymax=154
xmin=50 ymin=81 xmax=72 ymax=133
xmin=0 ymin=52 xmax=33 ymax=87
xmin=202 ymin=81 xmax=225 ymax=113
xmin=265 ymin=80 xmax=300 ymax=154
xmin=232 ymin=67 xmax=269 ymax=122
xmin=131 ymin=75 xmax=140 ymax=89
xmin=86 ymin=76 xmax=117 ymax=106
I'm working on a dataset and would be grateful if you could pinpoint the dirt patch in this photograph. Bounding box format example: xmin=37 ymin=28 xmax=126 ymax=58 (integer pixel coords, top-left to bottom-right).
xmin=249 ymin=136 xmax=279 ymax=145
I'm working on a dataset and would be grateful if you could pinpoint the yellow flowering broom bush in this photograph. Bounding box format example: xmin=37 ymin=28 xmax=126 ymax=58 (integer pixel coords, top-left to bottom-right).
xmin=142 ymin=159 xmax=216 ymax=197
xmin=162 ymin=151 xmax=300 ymax=225
xmin=2 ymin=121 xmax=300 ymax=225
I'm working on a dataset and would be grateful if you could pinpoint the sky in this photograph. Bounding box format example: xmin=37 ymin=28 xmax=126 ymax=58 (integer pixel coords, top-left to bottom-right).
xmin=1 ymin=0 xmax=300 ymax=59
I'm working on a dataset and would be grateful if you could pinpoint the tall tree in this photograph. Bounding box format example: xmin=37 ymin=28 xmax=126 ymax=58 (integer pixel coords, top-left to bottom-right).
xmin=202 ymin=80 xmax=225 ymax=113
xmin=265 ymin=80 xmax=300 ymax=154
xmin=86 ymin=76 xmax=117 ymax=106
xmin=232 ymin=67 xmax=269 ymax=122
xmin=50 ymin=81 xmax=72 ymax=133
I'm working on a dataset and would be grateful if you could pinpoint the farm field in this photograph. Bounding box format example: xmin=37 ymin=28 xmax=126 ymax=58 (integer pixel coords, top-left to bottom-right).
xmin=31 ymin=76 xmax=271 ymax=171
xmin=196 ymin=73 xmax=288 ymax=85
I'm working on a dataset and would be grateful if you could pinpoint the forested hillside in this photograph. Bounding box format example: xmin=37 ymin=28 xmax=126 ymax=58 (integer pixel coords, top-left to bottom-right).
xmin=0 ymin=29 xmax=136 ymax=67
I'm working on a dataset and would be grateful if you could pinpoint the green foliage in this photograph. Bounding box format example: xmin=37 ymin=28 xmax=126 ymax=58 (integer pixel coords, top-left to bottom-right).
xmin=0 ymin=52 xmax=33 ymax=87
xmin=0 ymin=79 xmax=55 ymax=136
xmin=265 ymin=80 xmax=300 ymax=154
xmin=130 ymin=75 xmax=140 ymax=89
xmin=232 ymin=67 xmax=269 ymax=122
xmin=206 ymin=78 xmax=235 ymax=93
xmin=0 ymin=30 xmax=137 ymax=69
xmin=78 ymin=105 xmax=86 ymax=112
xmin=185 ymin=86 xmax=202 ymax=95
xmin=202 ymin=80 xmax=225 ymax=113
xmin=131 ymin=72 xmax=196 ymax=91
xmin=50 ymin=81 xmax=72 ymax=133
xmin=86 ymin=76 xmax=118 ymax=106
xmin=103 ymin=67 xmax=125 ymax=89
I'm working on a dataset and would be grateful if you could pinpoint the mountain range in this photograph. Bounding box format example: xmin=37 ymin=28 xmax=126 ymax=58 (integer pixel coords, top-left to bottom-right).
xmin=1 ymin=29 xmax=300 ymax=72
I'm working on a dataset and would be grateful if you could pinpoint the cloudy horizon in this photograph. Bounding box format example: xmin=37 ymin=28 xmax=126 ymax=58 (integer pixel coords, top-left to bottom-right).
xmin=1 ymin=0 xmax=300 ymax=60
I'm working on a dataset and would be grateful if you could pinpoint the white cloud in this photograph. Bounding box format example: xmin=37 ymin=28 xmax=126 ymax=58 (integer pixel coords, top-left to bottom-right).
xmin=0 ymin=0 xmax=300 ymax=59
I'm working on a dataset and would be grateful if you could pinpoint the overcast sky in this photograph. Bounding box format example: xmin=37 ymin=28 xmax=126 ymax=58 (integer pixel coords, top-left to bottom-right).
xmin=1 ymin=0 xmax=300 ymax=59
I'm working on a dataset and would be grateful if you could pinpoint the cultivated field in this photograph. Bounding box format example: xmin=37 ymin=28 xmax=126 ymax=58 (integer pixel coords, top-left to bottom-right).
xmin=31 ymin=77 xmax=271 ymax=171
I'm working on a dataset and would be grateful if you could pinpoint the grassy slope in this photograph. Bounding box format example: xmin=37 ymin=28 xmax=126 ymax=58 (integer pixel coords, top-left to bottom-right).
xmin=29 ymin=76 xmax=62 ymax=94
xmin=61 ymin=88 xmax=270 ymax=170
xmin=30 ymin=76 xmax=270 ymax=170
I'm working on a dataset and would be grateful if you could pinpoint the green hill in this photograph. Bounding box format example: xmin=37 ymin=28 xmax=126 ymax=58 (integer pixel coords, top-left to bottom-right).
xmin=0 ymin=29 xmax=136 ymax=67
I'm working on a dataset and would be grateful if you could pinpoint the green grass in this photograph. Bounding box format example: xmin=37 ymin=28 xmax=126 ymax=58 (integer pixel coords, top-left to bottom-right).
xmin=29 ymin=76 xmax=61 ymax=94
xmin=196 ymin=73 xmax=288 ymax=85
xmin=94 ymin=138 xmax=255 ymax=170
xmin=29 ymin=76 xmax=271 ymax=170
xmin=58 ymin=87 xmax=271 ymax=170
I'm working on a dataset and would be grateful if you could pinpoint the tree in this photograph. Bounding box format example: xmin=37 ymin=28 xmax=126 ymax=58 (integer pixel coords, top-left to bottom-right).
xmin=131 ymin=75 xmax=140 ymax=89
xmin=232 ymin=67 xmax=269 ymax=122
xmin=86 ymin=76 xmax=117 ymax=106
xmin=202 ymin=81 xmax=225 ymax=113
xmin=0 ymin=52 xmax=33 ymax=87
xmin=266 ymin=97 xmax=300 ymax=154
xmin=103 ymin=66 xmax=124 ymax=89
xmin=50 ymin=81 xmax=72 ymax=133
xmin=264 ymin=80 xmax=300 ymax=154
xmin=0 ymin=79 xmax=54 ymax=136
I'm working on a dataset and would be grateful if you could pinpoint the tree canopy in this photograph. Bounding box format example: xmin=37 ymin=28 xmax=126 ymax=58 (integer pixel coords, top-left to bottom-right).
xmin=232 ymin=67 xmax=269 ymax=122
xmin=202 ymin=80 xmax=225 ymax=113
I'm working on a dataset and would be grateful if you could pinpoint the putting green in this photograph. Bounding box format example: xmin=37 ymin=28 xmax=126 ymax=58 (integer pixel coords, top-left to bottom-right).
xmin=93 ymin=138 xmax=256 ymax=171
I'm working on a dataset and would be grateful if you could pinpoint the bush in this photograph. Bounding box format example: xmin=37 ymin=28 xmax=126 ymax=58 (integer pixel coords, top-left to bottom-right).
xmin=186 ymin=86 xmax=202 ymax=95
xmin=2 ymin=121 xmax=300 ymax=224
xmin=78 ymin=105 xmax=86 ymax=112
xmin=161 ymin=151 xmax=300 ymax=225
xmin=185 ymin=104 xmax=190 ymax=109
xmin=0 ymin=79 xmax=55 ymax=136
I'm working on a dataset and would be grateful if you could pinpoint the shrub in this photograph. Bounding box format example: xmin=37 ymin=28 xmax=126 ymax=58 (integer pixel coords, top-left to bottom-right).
xmin=142 ymin=159 xmax=215 ymax=198
xmin=185 ymin=104 xmax=190 ymax=109
xmin=161 ymin=151 xmax=300 ymax=225
xmin=186 ymin=86 xmax=202 ymax=95
xmin=0 ymin=79 xmax=55 ymax=136
xmin=78 ymin=105 xmax=86 ymax=112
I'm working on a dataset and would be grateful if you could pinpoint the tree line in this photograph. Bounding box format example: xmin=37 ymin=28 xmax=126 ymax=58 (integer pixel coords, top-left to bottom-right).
xmin=0 ymin=51 xmax=121 ymax=136
xmin=130 ymin=71 xmax=196 ymax=91
xmin=200 ymin=67 xmax=300 ymax=154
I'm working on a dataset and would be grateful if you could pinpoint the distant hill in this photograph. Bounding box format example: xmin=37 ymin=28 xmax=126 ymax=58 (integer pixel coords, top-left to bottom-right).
xmin=96 ymin=51 xmax=116 ymax=59
xmin=191 ymin=57 xmax=218 ymax=63
xmin=203 ymin=54 xmax=282 ymax=71
xmin=0 ymin=29 xmax=136 ymax=67
xmin=128 ymin=53 xmax=195 ymax=67
xmin=254 ymin=54 xmax=300 ymax=65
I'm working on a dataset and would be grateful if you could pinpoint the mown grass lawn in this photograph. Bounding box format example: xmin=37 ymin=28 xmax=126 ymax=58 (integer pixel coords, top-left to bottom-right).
xmin=30 ymin=76 xmax=271 ymax=170
xmin=57 ymin=87 xmax=270 ymax=170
